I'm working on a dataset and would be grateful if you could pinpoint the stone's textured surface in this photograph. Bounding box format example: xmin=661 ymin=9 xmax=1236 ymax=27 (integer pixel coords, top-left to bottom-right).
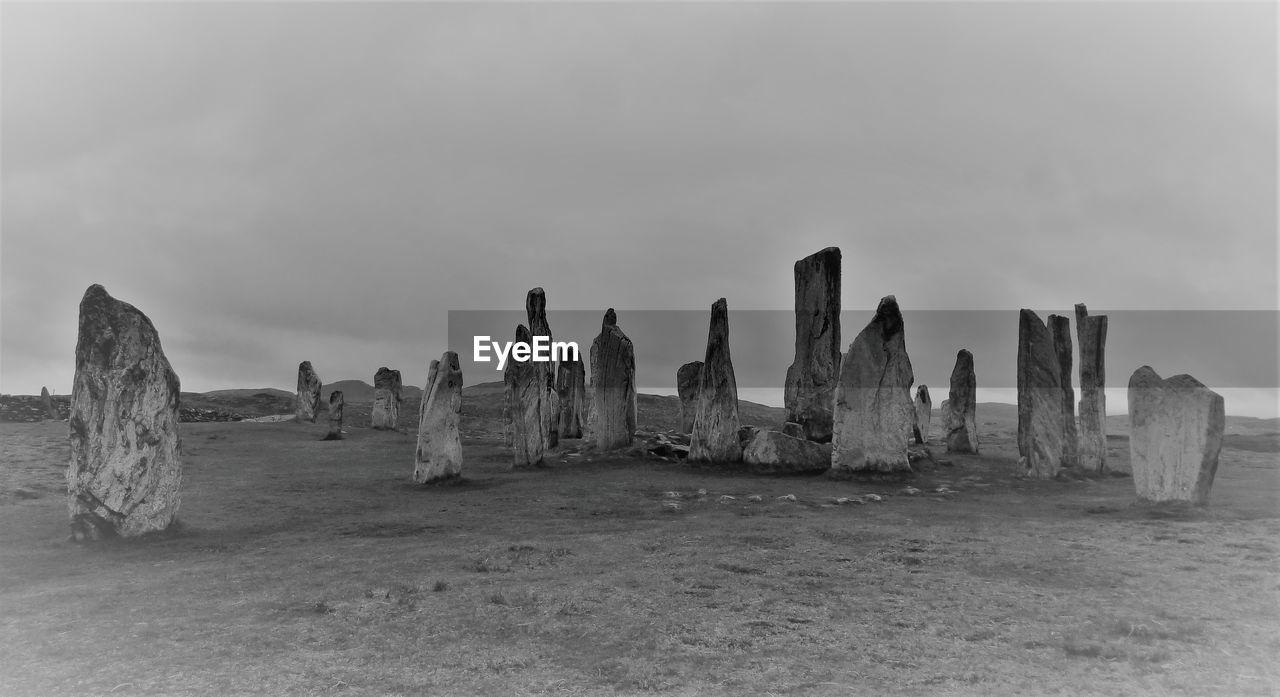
xmin=324 ymin=391 xmax=344 ymax=440
xmin=370 ymin=367 xmax=402 ymax=430
xmin=526 ymin=288 xmax=559 ymax=449
xmin=41 ymin=386 xmax=57 ymax=420
xmin=296 ymin=361 xmax=322 ymax=424
xmin=556 ymin=358 xmax=586 ymax=439
xmin=1017 ymin=310 xmax=1064 ymax=478
xmin=781 ymin=421 xmax=806 ymax=439
xmin=504 ymin=325 xmax=547 ymax=468
xmin=944 ymin=349 xmax=979 ymax=453
xmin=912 ymin=385 xmax=932 ymax=444
xmin=784 ymin=247 xmax=842 ymax=442
xmin=742 ymin=430 xmax=832 ymax=474
xmin=1049 ymin=315 xmax=1079 ymax=467
xmin=1075 ymin=304 xmax=1109 ymax=472
xmin=68 ymin=284 xmax=182 ymax=541
xmin=676 ymin=361 xmax=704 ymax=433
xmin=690 ymin=299 xmax=743 ymax=463
xmin=1128 ymin=367 xmax=1224 ymax=506
xmin=589 ymin=308 xmax=637 ymax=450
xmin=831 ymin=295 xmax=915 ymax=473
xmin=415 ymin=352 xmax=464 ymax=483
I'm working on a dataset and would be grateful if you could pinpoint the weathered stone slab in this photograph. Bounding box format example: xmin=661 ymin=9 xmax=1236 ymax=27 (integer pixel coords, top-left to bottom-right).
xmin=415 ymin=351 xmax=464 ymax=483
xmin=944 ymin=349 xmax=978 ymax=453
xmin=296 ymin=361 xmax=321 ymax=424
xmin=784 ymin=247 xmax=842 ymax=442
xmin=1049 ymin=314 xmax=1078 ymax=466
xmin=556 ymin=357 xmax=586 ymax=439
xmin=690 ymin=299 xmax=742 ymax=463
xmin=504 ymin=324 xmax=547 ymax=468
xmin=371 ymin=367 xmax=402 ymax=430
xmin=1017 ymin=309 xmax=1064 ymax=478
xmin=589 ymin=308 xmax=637 ymax=451
xmin=676 ymin=361 xmax=703 ymax=434
xmin=1075 ymin=304 xmax=1108 ymax=472
xmin=323 ymin=391 xmax=344 ymax=440
xmin=1128 ymin=367 xmax=1224 ymax=505
xmin=68 ymin=284 xmax=182 ymax=540
xmin=912 ymin=385 xmax=932 ymax=444
xmin=742 ymin=430 xmax=831 ymax=474
xmin=41 ymin=386 xmax=57 ymax=420
xmin=831 ymin=295 xmax=915 ymax=473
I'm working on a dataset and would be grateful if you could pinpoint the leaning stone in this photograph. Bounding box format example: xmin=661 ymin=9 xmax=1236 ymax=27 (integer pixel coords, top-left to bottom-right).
xmin=831 ymin=295 xmax=915 ymax=473
xmin=690 ymin=298 xmax=742 ymax=463
xmin=296 ymin=361 xmax=322 ymax=424
xmin=41 ymin=386 xmax=57 ymax=420
xmin=912 ymin=385 xmax=932 ymax=444
xmin=1017 ymin=310 xmax=1064 ymax=478
xmin=323 ymin=391 xmax=344 ymax=440
xmin=371 ymin=367 xmax=402 ymax=430
xmin=504 ymin=324 xmax=547 ymax=468
xmin=676 ymin=361 xmax=703 ymax=434
xmin=414 ymin=352 xmax=464 ymax=483
xmin=784 ymin=247 xmax=842 ymax=442
xmin=1049 ymin=314 xmax=1079 ymax=467
xmin=743 ymin=430 xmax=831 ymax=474
xmin=1075 ymin=304 xmax=1108 ymax=472
xmin=68 ymin=284 xmax=182 ymax=540
xmin=556 ymin=357 xmax=586 ymax=439
xmin=1128 ymin=367 xmax=1224 ymax=505
xmin=589 ymin=308 xmax=637 ymax=451
xmin=943 ymin=349 xmax=979 ymax=453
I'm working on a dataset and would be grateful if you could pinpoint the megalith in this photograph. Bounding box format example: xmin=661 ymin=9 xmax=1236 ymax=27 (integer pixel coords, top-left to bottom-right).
xmin=912 ymin=385 xmax=932 ymax=444
xmin=784 ymin=247 xmax=842 ymax=442
xmin=831 ymin=295 xmax=915 ymax=473
xmin=676 ymin=361 xmax=703 ymax=434
xmin=1049 ymin=314 xmax=1079 ymax=466
xmin=1128 ymin=367 xmax=1224 ymax=506
xmin=296 ymin=361 xmax=321 ymax=424
xmin=689 ymin=299 xmax=742 ymax=463
xmin=371 ymin=367 xmax=402 ymax=430
xmin=504 ymin=324 xmax=547 ymax=468
xmin=1075 ymin=304 xmax=1108 ymax=472
xmin=415 ymin=351 xmax=464 ymax=483
xmin=742 ymin=430 xmax=830 ymax=474
xmin=589 ymin=308 xmax=637 ymax=451
xmin=556 ymin=357 xmax=586 ymax=439
xmin=324 ymin=391 xmax=344 ymax=440
xmin=68 ymin=284 xmax=182 ymax=541
xmin=526 ymin=288 xmax=559 ymax=449
xmin=41 ymin=386 xmax=57 ymax=420
xmin=1017 ymin=310 xmax=1064 ymax=478
xmin=944 ymin=349 xmax=979 ymax=453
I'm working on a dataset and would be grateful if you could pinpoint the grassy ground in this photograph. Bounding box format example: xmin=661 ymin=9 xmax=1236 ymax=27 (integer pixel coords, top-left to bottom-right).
xmin=1 ymin=399 xmax=1277 ymax=696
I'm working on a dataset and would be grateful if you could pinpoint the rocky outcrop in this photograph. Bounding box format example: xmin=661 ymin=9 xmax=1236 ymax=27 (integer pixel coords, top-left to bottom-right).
xmin=324 ymin=391 xmax=344 ymax=440
xmin=371 ymin=367 xmax=402 ymax=430
xmin=1075 ymin=304 xmax=1108 ymax=472
xmin=504 ymin=324 xmax=547 ymax=468
xmin=556 ymin=357 xmax=586 ymax=439
xmin=676 ymin=361 xmax=703 ymax=434
xmin=296 ymin=361 xmax=321 ymax=424
xmin=944 ymin=349 xmax=978 ymax=453
xmin=742 ymin=430 xmax=831 ymax=474
xmin=912 ymin=385 xmax=932 ymax=444
xmin=783 ymin=247 xmax=842 ymax=442
xmin=589 ymin=308 xmax=637 ymax=451
xmin=1128 ymin=367 xmax=1224 ymax=505
xmin=1017 ymin=310 xmax=1064 ymax=478
xmin=1049 ymin=315 xmax=1078 ymax=467
xmin=690 ymin=299 xmax=742 ymax=463
xmin=68 ymin=284 xmax=182 ymax=541
xmin=831 ymin=295 xmax=915 ymax=473
xmin=414 ymin=351 xmax=464 ymax=483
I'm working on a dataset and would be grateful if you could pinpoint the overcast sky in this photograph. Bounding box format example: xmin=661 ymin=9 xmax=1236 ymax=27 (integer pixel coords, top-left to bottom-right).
xmin=2 ymin=2 xmax=1276 ymax=415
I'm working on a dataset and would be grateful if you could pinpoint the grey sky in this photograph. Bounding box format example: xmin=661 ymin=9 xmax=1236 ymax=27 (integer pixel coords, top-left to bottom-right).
xmin=2 ymin=2 xmax=1276 ymax=414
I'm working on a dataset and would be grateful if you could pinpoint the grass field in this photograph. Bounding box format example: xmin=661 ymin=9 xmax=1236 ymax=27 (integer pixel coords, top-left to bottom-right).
xmin=1 ymin=390 xmax=1277 ymax=696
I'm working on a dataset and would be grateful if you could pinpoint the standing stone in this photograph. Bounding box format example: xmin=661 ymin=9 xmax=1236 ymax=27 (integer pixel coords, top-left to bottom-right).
xmin=784 ymin=247 xmax=842 ymax=442
xmin=415 ymin=351 xmax=464 ymax=483
xmin=831 ymin=295 xmax=915 ymax=473
xmin=41 ymin=386 xmax=57 ymax=420
xmin=1075 ymin=304 xmax=1108 ymax=472
xmin=589 ymin=308 xmax=637 ymax=450
xmin=371 ymin=367 xmax=402 ymax=430
xmin=676 ymin=361 xmax=703 ymax=434
xmin=1128 ymin=367 xmax=1224 ymax=505
xmin=526 ymin=288 xmax=559 ymax=449
xmin=944 ymin=349 xmax=979 ymax=453
xmin=690 ymin=299 xmax=742 ymax=463
xmin=323 ymin=391 xmax=344 ymax=440
xmin=68 ymin=284 xmax=182 ymax=540
xmin=296 ymin=361 xmax=322 ymax=424
xmin=912 ymin=385 xmax=932 ymax=444
xmin=1049 ymin=315 xmax=1079 ymax=467
xmin=1017 ymin=310 xmax=1064 ymax=478
xmin=556 ymin=357 xmax=586 ymax=439
xmin=504 ymin=324 xmax=546 ymax=468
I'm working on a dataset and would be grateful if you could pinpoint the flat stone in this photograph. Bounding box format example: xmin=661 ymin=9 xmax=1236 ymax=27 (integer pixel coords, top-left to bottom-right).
xmin=742 ymin=430 xmax=831 ymax=474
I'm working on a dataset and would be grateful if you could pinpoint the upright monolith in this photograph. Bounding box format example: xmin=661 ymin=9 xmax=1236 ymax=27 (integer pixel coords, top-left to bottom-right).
xmin=371 ymin=367 xmax=402 ymax=429
xmin=41 ymin=386 xmax=57 ymax=420
xmin=296 ymin=361 xmax=321 ymax=424
xmin=784 ymin=247 xmax=842 ymax=442
xmin=1017 ymin=310 xmax=1064 ymax=478
xmin=589 ymin=309 xmax=637 ymax=450
xmin=1075 ymin=304 xmax=1108 ymax=472
xmin=690 ymin=299 xmax=742 ymax=463
xmin=912 ymin=385 xmax=932 ymax=444
xmin=324 ymin=391 xmax=344 ymax=440
xmin=944 ymin=349 xmax=978 ymax=453
xmin=415 ymin=351 xmax=464 ymax=483
xmin=677 ymin=361 xmax=703 ymax=434
xmin=68 ymin=284 xmax=182 ymax=540
xmin=1128 ymin=367 xmax=1223 ymax=505
xmin=831 ymin=295 xmax=915 ymax=473
xmin=556 ymin=357 xmax=586 ymax=439
xmin=504 ymin=324 xmax=547 ymax=468
xmin=526 ymin=288 xmax=559 ymax=449
xmin=1049 ymin=314 xmax=1078 ymax=467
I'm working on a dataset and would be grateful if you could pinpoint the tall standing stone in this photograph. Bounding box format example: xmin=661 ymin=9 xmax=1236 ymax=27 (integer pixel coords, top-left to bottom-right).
xmin=1128 ymin=367 xmax=1223 ymax=505
xmin=944 ymin=349 xmax=979 ymax=453
xmin=1075 ymin=304 xmax=1108 ymax=472
xmin=504 ymin=324 xmax=546 ymax=468
xmin=556 ymin=357 xmax=586 ymax=439
xmin=1049 ymin=314 xmax=1078 ymax=467
xmin=784 ymin=247 xmax=842 ymax=442
xmin=676 ymin=361 xmax=703 ymax=434
xmin=415 ymin=351 xmax=464 ymax=483
xmin=324 ymin=391 xmax=344 ymax=440
xmin=41 ymin=386 xmax=57 ymax=420
xmin=690 ymin=299 xmax=742 ymax=463
xmin=912 ymin=385 xmax=932 ymax=444
xmin=831 ymin=295 xmax=915 ymax=473
xmin=1017 ymin=310 xmax=1064 ymax=478
xmin=371 ymin=367 xmax=402 ymax=430
xmin=296 ymin=361 xmax=321 ymax=424
xmin=68 ymin=284 xmax=182 ymax=541
xmin=526 ymin=288 xmax=559 ymax=449
xmin=589 ymin=308 xmax=637 ymax=451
